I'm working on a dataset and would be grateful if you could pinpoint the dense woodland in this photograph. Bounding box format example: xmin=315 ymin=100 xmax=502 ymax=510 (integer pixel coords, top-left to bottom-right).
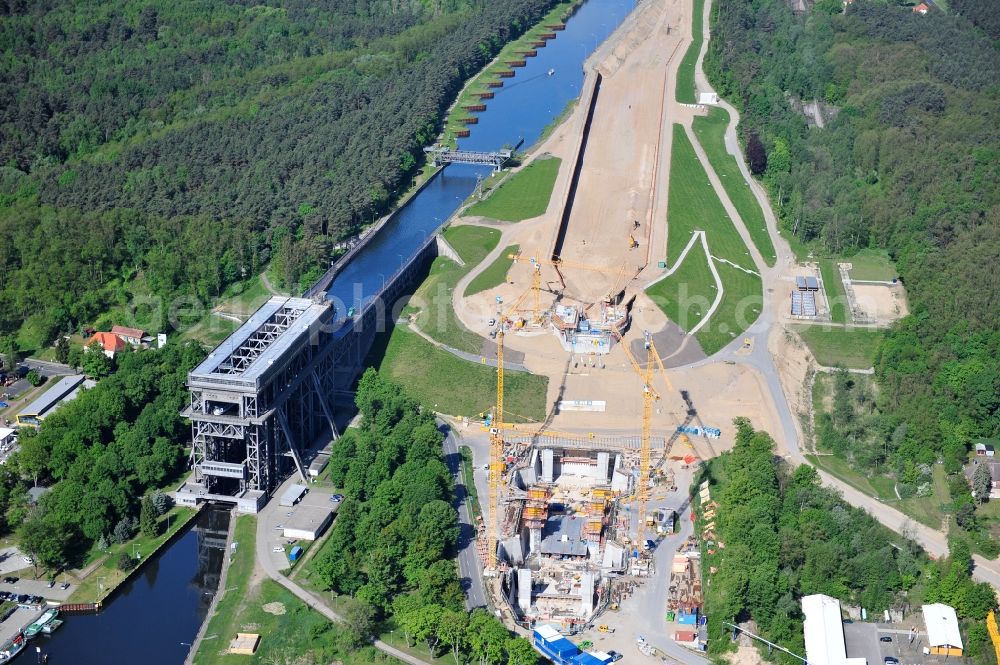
xmin=0 ymin=0 xmax=558 ymax=347
xmin=706 ymin=0 xmax=999 ymax=515
xmin=312 ymin=370 xmax=538 ymax=664
xmin=703 ymin=419 xmax=996 ymax=663
xmin=2 ymin=342 xmax=202 ymax=567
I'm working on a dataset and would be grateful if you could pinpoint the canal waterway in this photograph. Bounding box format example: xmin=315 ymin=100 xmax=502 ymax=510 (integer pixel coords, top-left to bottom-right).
xmin=34 ymin=507 xmax=230 ymax=665
xmin=325 ymin=0 xmax=636 ymax=313
xmin=34 ymin=2 xmax=637 ymax=662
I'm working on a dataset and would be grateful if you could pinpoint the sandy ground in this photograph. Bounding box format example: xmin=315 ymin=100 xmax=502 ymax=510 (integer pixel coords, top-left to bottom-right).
xmin=852 ymin=283 xmax=908 ymax=325
xmin=553 ymin=0 xmax=684 ymax=304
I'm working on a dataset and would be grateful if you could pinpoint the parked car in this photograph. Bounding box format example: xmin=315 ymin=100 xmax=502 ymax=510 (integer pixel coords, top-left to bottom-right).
xmin=60 ymin=582 xmax=70 ymax=590
xmin=46 ymin=580 xmax=54 ymax=588
xmin=879 ymin=636 xmax=893 ymax=643
xmin=22 ymin=556 xmax=32 ymax=564
xmin=3 ymin=577 xmax=18 ymax=584
xmin=884 ymin=658 xmax=899 ymax=665
xmin=607 ymin=651 xmax=623 ymax=662
xmin=330 ymin=494 xmax=344 ymax=503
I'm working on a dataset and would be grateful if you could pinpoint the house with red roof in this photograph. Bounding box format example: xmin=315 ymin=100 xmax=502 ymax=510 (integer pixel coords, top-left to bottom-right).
xmin=913 ymin=3 xmax=929 ymax=14
xmin=85 ymin=331 xmax=126 ymax=358
xmin=111 ymin=325 xmax=145 ymax=346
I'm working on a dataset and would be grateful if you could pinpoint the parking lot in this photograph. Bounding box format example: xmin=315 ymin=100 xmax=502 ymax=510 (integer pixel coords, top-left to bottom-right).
xmin=844 ymin=621 xmax=959 ymax=665
xmin=258 ymin=482 xmax=339 ymax=572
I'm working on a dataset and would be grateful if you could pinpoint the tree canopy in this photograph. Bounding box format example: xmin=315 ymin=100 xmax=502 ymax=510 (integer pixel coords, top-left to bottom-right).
xmin=0 ymin=0 xmax=561 ymax=342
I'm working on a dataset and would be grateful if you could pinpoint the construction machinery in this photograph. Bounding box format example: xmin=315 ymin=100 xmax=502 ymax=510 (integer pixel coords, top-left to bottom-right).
xmin=507 ymin=252 xmax=632 ymax=322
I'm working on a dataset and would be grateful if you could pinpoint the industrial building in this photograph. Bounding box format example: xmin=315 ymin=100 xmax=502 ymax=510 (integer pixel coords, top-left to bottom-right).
xmin=15 ymin=375 xmax=94 ymax=427
xmin=801 ymin=594 xmax=868 ymax=665
xmin=922 ymin=604 xmax=963 ymax=656
xmin=281 ymin=490 xmax=337 ymax=541
xmin=178 ymin=296 xmax=339 ymax=513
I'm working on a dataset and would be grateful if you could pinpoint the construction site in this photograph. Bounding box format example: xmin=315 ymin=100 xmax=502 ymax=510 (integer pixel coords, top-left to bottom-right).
xmin=444 ymin=0 xmax=772 ymax=644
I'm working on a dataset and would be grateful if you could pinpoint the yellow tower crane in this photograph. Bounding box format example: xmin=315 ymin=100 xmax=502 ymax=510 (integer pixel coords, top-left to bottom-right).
xmin=613 ymin=327 xmax=659 ymax=545
xmin=486 ymin=284 xmax=533 ymax=570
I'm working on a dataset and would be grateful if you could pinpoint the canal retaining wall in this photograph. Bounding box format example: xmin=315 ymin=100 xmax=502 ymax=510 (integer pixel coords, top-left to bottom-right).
xmin=550 ymin=70 xmax=603 ymax=262
xmin=303 ymin=167 xmax=443 ymax=300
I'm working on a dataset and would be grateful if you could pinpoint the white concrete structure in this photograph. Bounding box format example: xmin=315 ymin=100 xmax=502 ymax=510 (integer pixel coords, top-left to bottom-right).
xmin=698 ymin=92 xmax=718 ymax=105
xmin=0 ymin=428 xmax=15 ymax=447
xmin=922 ymin=604 xmax=963 ymax=655
xmin=801 ymin=594 xmax=867 ymax=665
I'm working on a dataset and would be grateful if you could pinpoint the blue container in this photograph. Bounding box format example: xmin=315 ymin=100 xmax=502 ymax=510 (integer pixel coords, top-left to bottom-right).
xmin=289 ymin=546 xmax=304 ymax=562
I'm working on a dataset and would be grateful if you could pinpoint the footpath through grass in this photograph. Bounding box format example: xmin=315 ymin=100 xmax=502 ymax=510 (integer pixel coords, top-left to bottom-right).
xmin=692 ymin=106 xmax=776 ymax=266
xmin=465 ymin=157 xmax=561 ymax=222
xmin=675 ymin=0 xmax=705 ymax=104
xmin=793 ymin=325 xmax=883 ymax=369
xmin=374 ymin=326 xmax=548 ymax=421
xmin=466 ymin=244 xmax=518 ymax=296
xmin=651 ymin=125 xmax=761 ymax=354
xmin=646 ymin=238 xmax=716 ymax=334
xmin=193 ymin=516 xmax=388 ymax=665
xmin=410 ymin=225 xmax=499 ymax=354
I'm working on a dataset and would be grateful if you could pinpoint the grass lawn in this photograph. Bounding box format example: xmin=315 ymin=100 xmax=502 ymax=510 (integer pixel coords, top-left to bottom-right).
xmin=664 ymin=126 xmax=756 ymax=268
xmin=651 ymin=125 xmax=761 ymax=353
xmin=374 ymin=326 xmax=548 ymax=421
xmin=696 ymin=261 xmax=761 ymax=354
xmin=674 ymin=0 xmax=705 ymax=104
xmin=410 ymin=225 xmax=499 ymax=354
xmin=193 ymin=516 xmax=389 ymax=665
xmin=817 ymin=258 xmax=849 ymax=324
xmin=806 ymin=453 xmax=895 ymax=500
xmin=465 ymin=157 xmax=561 ymax=222
xmin=692 ymin=107 xmax=776 ymax=266
xmin=896 ymin=464 xmax=951 ymax=531
xmin=68 ymin=506 xmax=197 ymax=603
xmin=180 ymin=275 xmax=273 ymax=348
xmin=646 ymin=237 xmax=717 ymax=333
xmin=846 ymin=249 xmax=897 ymax=281
xmin=465 ymin=244 xmax=519 ymax=296
xmin=793 ymin=325 xmax=884 ymax=369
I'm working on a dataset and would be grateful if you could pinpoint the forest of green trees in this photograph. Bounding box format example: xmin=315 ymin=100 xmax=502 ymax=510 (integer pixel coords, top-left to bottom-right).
xmin=702 ymin=419 xmax=997 ymax=663
xmin=0 ymin=0 xmax=559 ymax=348
xmin=2 ymin=342 xmax=203 ymax=568
xmin=311 ymin=370 xmax=538 ymax=664
xmin=705 ymin=0 xmax=998 ymax=522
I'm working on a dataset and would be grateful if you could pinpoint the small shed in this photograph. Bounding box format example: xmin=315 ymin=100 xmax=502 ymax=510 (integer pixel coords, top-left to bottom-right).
xmin=279 ymin=484 xmax=308 ymax=507
xmin=0 ymin=428 xmax=15 ymax=448
xmin=228 ymin=633 xmax=261 ymax=655
xmin=922 ymin=603 xmax=963 ymax=656
xmin=674 ymin=630 xmax=698 ymax=645
xmin=975 ymin=442 xmax=995 ymax=457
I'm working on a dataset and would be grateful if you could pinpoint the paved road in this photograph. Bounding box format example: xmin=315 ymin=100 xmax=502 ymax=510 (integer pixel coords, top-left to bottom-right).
xmin=687 ymin=0 xmax=1000 ymax=589
xmin=441 ymin=424 xmax=488 ymax=610
xmin=256 ymin=476 xmax=431 ymax=665
xmin=22 ymin=358 xmax=75 ymax=378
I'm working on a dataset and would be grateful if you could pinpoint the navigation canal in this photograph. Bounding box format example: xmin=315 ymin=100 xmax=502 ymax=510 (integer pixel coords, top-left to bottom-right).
xmin=36 ymin=2 xmax=637 ymax=661
xmin=35 ymin=507 xmax=230 ymax=665
xmin=325 ymin=0 xmax=636 ymax=312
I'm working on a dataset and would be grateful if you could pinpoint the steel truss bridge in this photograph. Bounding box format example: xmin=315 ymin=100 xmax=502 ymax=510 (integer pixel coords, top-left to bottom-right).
xmin=424 ymin=146 xmax=512 ymax=171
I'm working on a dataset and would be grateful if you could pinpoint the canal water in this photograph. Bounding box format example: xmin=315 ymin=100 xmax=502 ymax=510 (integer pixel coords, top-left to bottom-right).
xmin=35 ymin=507 xmax=230 ymax=665
xmin=35 ymin=1 xmax=637 ymax=662
xmin=325 ymin=0 xmax=636 ymax=313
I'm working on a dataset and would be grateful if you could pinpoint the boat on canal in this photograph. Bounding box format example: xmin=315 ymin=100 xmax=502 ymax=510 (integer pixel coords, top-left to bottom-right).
xmin=24 ymin=608 xmax=59 ymax=639
xmin=0 ymin=633 xmax=26 ymax=663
